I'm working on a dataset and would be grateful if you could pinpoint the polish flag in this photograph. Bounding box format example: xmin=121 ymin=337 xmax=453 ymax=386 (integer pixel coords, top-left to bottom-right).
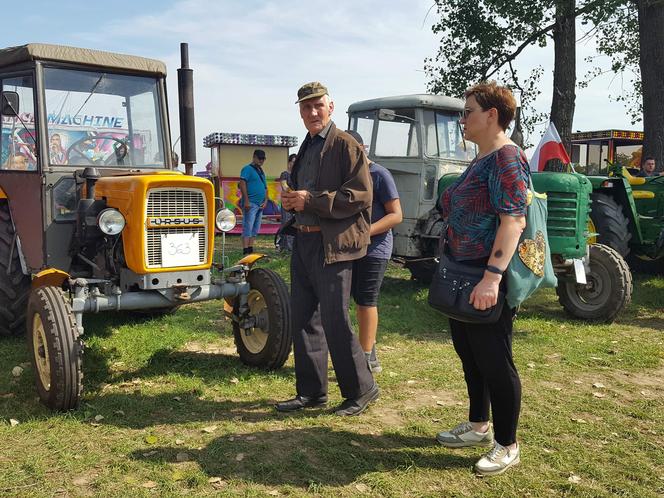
xmin=529 ymin=122 xmax=571 ymax=172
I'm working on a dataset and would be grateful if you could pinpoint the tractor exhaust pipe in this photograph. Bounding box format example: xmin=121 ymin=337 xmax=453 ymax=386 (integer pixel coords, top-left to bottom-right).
xmin=178 ymin=42 xmax=196 ymax=175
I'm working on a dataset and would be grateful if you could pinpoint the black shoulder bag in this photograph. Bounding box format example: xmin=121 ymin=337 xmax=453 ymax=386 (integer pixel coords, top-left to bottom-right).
xmin=427 ymin=229 xmax=505 ymax=324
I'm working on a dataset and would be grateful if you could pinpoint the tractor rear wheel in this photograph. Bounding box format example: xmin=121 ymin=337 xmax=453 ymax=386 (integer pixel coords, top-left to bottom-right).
xmin=0 ymin=202 xmax=31 ymax=337
xmin=233 ymin=268 xmax=291 ymax=369
xmin=27 ymin=286 xmax=83 ymax=411
xmin=590 ymin=192 xmax=632 ymax=258
xmin=556 ymin=244 xmax=632 ymax=323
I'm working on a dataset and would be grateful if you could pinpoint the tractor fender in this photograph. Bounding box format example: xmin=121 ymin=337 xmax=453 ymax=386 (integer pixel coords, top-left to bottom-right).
xmin=223 ymin=253 xmax=267 ymax=314
xmin=32 ymin=269 xmax=70 ymax=289
xmin=237 ymin=253 xmax=266 ymax=268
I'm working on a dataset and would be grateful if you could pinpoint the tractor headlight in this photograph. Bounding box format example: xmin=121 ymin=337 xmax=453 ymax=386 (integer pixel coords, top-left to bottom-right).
xmin=215 ymin=208 xmax=236 ymax=232
xmin=97 ymin=208 xmax=126 ymax=235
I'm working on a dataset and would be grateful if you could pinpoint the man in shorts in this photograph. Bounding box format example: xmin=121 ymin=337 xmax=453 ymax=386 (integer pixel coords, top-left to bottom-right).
xmin=347 ymin=131 xmax=402 ymax=373
xmin=239 ymin=149 xmax=268 ymax=254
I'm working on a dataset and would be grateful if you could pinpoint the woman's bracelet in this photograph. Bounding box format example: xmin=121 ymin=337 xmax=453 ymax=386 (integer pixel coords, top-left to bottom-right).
xmin=485 ymin=265 xmax=504 ymax=275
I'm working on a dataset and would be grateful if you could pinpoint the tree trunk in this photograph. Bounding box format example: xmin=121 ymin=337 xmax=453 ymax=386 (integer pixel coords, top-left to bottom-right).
xmin=549 ymin=0 xmax=576 ymax=171
xmin=636 ymin=0 xmax=664 ymax=172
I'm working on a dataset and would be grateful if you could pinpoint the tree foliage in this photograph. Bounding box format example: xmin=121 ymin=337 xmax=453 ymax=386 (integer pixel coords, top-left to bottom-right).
xmin=425 ymin=0 xmax=554 ymax=145
xmin=425 ymin=0 xmax=624 ymax=146
xmin=581 ymin=1 xmax=641 ymax=124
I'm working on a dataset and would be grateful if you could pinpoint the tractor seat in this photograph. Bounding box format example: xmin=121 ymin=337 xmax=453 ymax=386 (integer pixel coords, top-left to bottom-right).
xmin=621 ymin=167 xmax=647 ymax=186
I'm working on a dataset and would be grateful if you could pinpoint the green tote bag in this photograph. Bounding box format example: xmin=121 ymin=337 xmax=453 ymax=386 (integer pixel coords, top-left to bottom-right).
xmin=503 ymin=178 xmax=557 ymax=308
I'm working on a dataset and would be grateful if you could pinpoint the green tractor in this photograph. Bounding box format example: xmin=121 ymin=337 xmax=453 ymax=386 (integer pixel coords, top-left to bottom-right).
xmin=347 ymin=96 xmax=632 ymax=322
xmin=571 ymin=130 xmax=664 ymax=270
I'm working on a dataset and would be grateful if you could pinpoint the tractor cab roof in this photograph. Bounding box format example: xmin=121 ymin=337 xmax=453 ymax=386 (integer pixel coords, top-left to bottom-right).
xmin=348 ymin=94 xmax=464 ymax=113
xmin=0 ymin=43 xmax=167 ymax=76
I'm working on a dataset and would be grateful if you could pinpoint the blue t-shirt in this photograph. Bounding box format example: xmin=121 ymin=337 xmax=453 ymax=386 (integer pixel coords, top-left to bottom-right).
xmin=368 ymin=162 xmax=400 ymax=259
xmin=240 ymin=163 xmax=267 ymax=206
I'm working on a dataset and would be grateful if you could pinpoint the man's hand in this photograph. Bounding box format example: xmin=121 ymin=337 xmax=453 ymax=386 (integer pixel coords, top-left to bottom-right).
xmin=281 ymin=190 xmax=308 ymax=212
xmin=260 ymin=200 xmax=267 ymax=210
xmin=469 ymin=272 xmax=502 ymax=311
xmin=243 ymin=199 xmax=251 ymax=212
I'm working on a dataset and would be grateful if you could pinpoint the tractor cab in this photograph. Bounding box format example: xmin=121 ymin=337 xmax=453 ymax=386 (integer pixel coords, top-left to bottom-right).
xmin=0 ymin=44 xmax=173 ymax=275
xmin=347 ymin=94 xmax=476 ymax=260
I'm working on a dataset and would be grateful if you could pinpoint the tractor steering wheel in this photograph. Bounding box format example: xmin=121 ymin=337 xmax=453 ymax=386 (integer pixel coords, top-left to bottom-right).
xmin=65 ymin=136 xmax=129 ymax=166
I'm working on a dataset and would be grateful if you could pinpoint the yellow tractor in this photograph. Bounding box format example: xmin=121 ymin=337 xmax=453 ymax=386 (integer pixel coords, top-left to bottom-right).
xmin=0 ymin=43 xmax=291 ymax=410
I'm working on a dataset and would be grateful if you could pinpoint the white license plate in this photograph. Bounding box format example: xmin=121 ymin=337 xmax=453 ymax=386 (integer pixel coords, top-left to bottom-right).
xmin=160 ymin=232 xmax=200 ymax=267
xmin=573 ymin=258 xmax=587 ymax=285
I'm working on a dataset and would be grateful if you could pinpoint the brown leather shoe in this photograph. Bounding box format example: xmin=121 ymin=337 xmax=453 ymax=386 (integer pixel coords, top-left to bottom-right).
xmin=275 ymin=394 xmax=328 ymax=412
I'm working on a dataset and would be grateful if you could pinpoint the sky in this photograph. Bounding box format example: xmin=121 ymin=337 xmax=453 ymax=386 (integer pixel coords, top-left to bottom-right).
xmin=5 ymin=0 xmax=637 ymax=170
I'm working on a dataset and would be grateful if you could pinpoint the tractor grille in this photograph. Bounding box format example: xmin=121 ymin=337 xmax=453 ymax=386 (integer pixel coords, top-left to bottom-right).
xmin=546 ymin=191 xmax=578 ymax=237
xmin=146 ymin=189 xmax=206 ymax=217
xmin=145 ymin=188 xmax=208 ymax=268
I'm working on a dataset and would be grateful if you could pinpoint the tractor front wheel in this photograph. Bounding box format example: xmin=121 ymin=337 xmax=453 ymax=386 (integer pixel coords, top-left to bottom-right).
xmin=233 ymin=268 xmax=291 ymax=369
xmin=27 ymin=286 xmax=83 ymax=411
xmin=556 ymin=244 xmax=632 ymax=323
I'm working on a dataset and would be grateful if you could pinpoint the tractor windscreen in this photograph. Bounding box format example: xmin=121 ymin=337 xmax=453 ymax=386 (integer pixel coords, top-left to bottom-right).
xmin=422 ymin=110 xmax=476 ymax=161
xmin=43 ymin=67 xmax=166 ymax=168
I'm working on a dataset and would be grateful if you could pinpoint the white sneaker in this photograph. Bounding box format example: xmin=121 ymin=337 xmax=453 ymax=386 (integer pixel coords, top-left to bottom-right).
xmin=475 ymin=442 xmax=520 ymax=476
xmin=436 ymin=421 xmax=494 ymax=448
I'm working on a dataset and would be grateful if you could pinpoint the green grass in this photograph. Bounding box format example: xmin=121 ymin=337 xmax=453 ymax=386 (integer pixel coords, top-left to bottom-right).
xmin=1 ymin=235 xmax=663 ymax=497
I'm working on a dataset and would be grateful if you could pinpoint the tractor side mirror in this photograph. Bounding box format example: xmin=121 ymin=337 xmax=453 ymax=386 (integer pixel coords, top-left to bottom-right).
xmin=378 ymin=108 xmax=396 ymax=121
xmin=1 ymin=91 xmax=19 ymax=116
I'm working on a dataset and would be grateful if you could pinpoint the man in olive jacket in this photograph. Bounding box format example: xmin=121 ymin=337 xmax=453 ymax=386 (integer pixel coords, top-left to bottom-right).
xmin=277 ymin=82 xmax=378 ymax=416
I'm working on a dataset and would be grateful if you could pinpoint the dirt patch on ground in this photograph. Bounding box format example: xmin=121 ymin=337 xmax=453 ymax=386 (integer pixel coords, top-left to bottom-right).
xmin=553 ymin=363 xmax=664 ymax=404
xmin=374 ymin=388 xmax=461 ymax=428
xmin=181 ymin=341 xmax=237 ymax=357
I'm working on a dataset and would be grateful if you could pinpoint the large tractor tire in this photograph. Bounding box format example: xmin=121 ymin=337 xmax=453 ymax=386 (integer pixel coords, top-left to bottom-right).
xmin=233 ymin=268 xmax=291 ymax=369
xmin=556 ymin=244 xmax=632 ymax=323
xmin=0 ymin=203 xmax=31 ymax=337
xmin=590 ymin=192 xmax=632 ymax=258
xmin=27 ymin=286 xmax=83 ymax=411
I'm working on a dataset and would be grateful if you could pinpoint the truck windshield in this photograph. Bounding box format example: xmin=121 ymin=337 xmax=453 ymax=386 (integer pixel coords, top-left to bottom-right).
xmin=43 ymin=67 xmax=165 ymax=168
xmin=423 ymin=110 xmax=475 ymax=161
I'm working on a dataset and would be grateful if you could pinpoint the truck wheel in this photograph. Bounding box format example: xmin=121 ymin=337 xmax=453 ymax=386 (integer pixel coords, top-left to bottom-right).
xmin=406 ymin=259 xmax=437 ymax=284
xmin=590 ymin=192 xmax=632 ymax=257
xmin=233 ymin=268 xmax=291 ymax=369
xmin=27 ymin=286 xmax=83 ymax=411
xmin=556 ymin=244 xmax=632 ymax=323
xmin=0 ymin=203 xmax=31 ymax=337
